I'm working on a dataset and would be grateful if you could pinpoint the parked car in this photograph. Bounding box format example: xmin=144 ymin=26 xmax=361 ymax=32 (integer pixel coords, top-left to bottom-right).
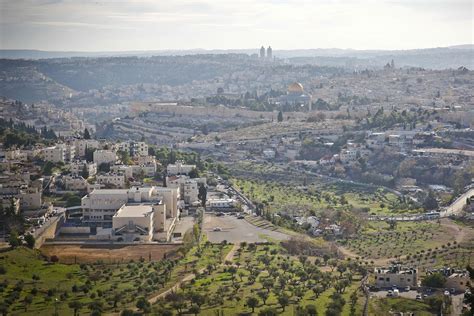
xmin=387 ymin=290 xmax=394 ymax=297
xmin=404 ymin=286 xmax=411 ymax=291
xmin=213 ymin=227 xmax=222 ymax=232
xmin=416 ymin=294 xmax=422 ymax=300
xmin=444 ymin=290 xmax=450 ymax=296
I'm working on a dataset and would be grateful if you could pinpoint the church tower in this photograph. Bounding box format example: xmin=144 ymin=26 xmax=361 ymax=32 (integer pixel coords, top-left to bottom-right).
xmin=260 ymin=46 xmax=266 ymax=59
xmin=267 ymin=46 xmax=273 ymax=60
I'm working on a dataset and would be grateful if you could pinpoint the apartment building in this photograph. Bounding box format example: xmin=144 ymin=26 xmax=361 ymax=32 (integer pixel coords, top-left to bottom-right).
xmin=167 ymin=161 xmax=196 ymax=176
xmin=70 ymin=160 xmax=97 ymax=177
xmin=93 ymin=150 xmax=117 ymax=166
xmin=96 ymin=173 xmax=126 ymax=188
xmin=114 ymin=141 xmax=148 ymax=157
xmin=166 ymin=175 xmax=206 ymax=205
xmin=42 ymin=144 xmax=75 ymax=163
xmin=63 ymin=175 xmax=88 ymax=191
xmin=74 ymin=139 xmax=100 ymax=157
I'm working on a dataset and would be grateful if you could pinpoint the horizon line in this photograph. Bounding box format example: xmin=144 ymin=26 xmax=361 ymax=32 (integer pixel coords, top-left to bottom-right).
xmin=1 ymin=43 xmax=472 ymax=54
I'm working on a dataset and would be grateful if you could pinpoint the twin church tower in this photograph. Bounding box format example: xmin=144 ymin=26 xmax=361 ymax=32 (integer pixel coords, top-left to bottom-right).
xmin=259 ymin=46 xmax=273 ymax=60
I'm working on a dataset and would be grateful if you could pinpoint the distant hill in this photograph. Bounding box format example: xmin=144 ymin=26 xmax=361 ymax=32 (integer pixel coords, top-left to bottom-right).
xmin=0 ymin=45 xmax=471 ymax=103
xmin=1 ymin=44 xmax=473 ymax=60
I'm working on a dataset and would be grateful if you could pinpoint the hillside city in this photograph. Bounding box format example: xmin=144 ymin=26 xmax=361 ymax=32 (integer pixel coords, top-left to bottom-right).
xmin=0 ymin=44 xmax=473 ymax=316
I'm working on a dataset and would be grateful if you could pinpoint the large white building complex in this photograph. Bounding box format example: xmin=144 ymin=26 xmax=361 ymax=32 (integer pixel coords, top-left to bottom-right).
xmin=81 ymin=186 xmax=180 ymax=241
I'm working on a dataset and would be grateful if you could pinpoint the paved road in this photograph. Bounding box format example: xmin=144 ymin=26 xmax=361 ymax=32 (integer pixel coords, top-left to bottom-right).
xmin=441 ymin=188 xmax=474 ymax=217
xmin=203 ymin=213 xmax=289 ymax=243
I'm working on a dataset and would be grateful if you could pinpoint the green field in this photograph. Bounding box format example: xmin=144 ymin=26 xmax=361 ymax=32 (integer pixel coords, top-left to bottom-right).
xmin=338 ymin=220 xmax=474 ymax=265
xmin=232 ymin=177 xmax=420 ymax=218
xmin=0 ymin=247 xmax=176 ymax=315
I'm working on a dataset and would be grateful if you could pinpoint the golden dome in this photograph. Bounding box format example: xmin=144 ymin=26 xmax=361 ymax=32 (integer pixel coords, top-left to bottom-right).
xmin=288 ymin=82 xmax=304 ymax=93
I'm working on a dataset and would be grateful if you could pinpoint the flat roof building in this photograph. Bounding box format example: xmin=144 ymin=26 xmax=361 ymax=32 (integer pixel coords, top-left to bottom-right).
xmin=112 ymin=202 xmax=171 ymax=242
xmin=374 ymin=265 xmax=418 ymax=288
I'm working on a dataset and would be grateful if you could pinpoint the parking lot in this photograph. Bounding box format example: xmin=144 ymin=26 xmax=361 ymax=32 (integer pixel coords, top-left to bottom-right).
xmin=371 ymin=289 xmax=421 ymax=299
xmin=203 ymin=213 xmax=290 ymax=243
xmin=370 ymin=288 xmax=465 ymax=309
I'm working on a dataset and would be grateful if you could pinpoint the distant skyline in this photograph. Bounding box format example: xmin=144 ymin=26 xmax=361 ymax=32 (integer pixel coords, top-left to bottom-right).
xmin=0 ymin=0 xmax=472 ymax=52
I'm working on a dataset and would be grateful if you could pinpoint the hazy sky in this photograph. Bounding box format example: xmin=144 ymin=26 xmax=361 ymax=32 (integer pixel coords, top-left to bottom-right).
xmin=0 ymin=0 xmax=472 ymax=51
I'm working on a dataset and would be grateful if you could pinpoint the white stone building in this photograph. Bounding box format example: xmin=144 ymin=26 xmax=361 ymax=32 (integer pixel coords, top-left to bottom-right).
xmin=96 ymin=173 xmax=126 ymax=188
xmin=167 ymin=161 xmax=196 ymax=176
xmin=74 ymin=139 xmax=100 ymax=157
xmin=81 ymin=186 xmax=179 ymax=227
xmin=112 ymin=202 xmax=174 ymax=242
xmin=114 ymin=141 xmax=148 ymax=157
xmin=166 ymin=176 xmax=206 ymax=205
xmin=42 ymin=144 xmax=75 ymax=163
xmin=63 ymin=176 xmax=88 ymax=191
xmin=339 ymin=149 xmax=358 ymax=164
xmin=207 ymin=198 xmax=236 ymax=209
xmin=374 ymin=265 xmax=418 ymax=288
xmin=70 ymin=160 xmax=97 ymax=177
xmin=93 ymin=150 xmax=117 ymax=166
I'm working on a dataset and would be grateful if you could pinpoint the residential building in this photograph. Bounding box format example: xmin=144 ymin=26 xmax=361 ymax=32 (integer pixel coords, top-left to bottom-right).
xmin=93 ymin=150 xmax=117 ymax=166
xmin=42 ymin=146 xmax=65 ymax=163
xmin=132 ymin=142 xmax=148 ymax=157
xmin=96 ymin=173 xmax=126 ymax=188
xmin=166 ymin=175 xmax=206 ymax=205
xmin=339 ymin=149 xmax=358 ymax=164
xmin=73 ymin=139 xmax=100 ymax=157
xmin=114 ymin=141 xmax=148 ymax=157
xmin=207 ymin=198 xmax=236 ymax=209
xmin=428 ymin=268 xmax=470 ymax=293
xmin=63 ymin=176 xmax=88 ymax=191
xmin=263 ymin=149 xmax=276 ymax=159
xmin=70 ymin=160 xmax=97 ymax=177
xmin=167 ymin=161 xmax=196 ymax=176
xmin=366 ymin=132 xmax=386 ymax=149
xmin=19 ymin=187 xmax=42 ymax=210
xmin=374 ymin=265 xmax=418 ymax=288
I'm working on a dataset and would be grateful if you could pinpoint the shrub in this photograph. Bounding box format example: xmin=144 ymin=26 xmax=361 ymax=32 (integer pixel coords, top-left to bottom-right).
xmin=422 ymin=273 xmax=446 ymax=288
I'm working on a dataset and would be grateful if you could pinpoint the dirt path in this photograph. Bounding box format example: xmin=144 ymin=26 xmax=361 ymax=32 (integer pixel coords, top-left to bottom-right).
xmin=224 ymin=244 xmax=239 ymax=262
xmin=148 ymin=270 xmax=201 ymax=304
xmin=441 ymin=218 xmax=468 ymax=244
xmin=335 ymin=243 xmax=390 ymax=266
